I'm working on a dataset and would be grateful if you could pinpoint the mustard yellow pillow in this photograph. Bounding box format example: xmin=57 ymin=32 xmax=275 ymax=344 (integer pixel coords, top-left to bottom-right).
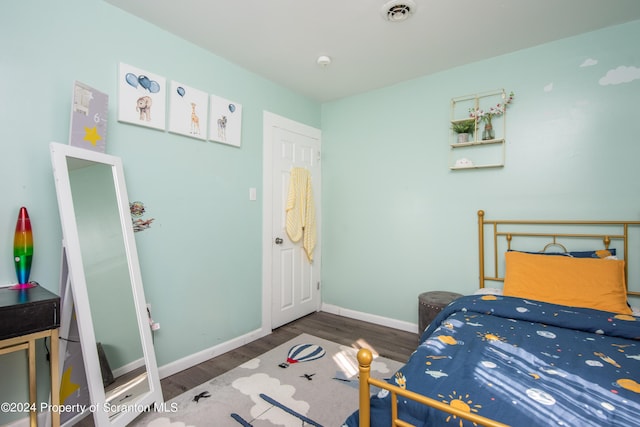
xmin=504 ymin=251 xmax=632 ymax=315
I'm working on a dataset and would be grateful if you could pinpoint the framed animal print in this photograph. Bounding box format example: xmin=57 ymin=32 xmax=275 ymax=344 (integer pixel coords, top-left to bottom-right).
xmin=168 ymin=81 xmax=208 ymax=140
xmin=209 ymin=94 xmax=242 ymax=147
xmin=118 ymin=63 xmax=166 ymax=131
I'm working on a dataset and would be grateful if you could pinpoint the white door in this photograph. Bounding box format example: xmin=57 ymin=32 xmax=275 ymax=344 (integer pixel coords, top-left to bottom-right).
xmin=262 ymin=112 xmax=321 ymax=329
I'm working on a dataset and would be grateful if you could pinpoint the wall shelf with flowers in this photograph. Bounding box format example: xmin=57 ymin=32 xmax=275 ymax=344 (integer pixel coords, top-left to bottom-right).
xmin=449 ymin=89 xmax=514 ymax=170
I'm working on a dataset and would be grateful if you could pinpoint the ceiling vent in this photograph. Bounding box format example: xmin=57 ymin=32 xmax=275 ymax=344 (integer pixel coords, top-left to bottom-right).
xmin=381 ymin=0 xmax=416 ymax=22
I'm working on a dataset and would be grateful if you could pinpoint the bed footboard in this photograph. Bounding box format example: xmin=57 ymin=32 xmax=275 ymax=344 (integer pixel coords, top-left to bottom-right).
xmin=356 ymin=349 xmax=511 ymax=427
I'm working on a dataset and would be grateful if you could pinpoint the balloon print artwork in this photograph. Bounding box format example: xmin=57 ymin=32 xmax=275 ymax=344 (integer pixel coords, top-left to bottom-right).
xmin=209 ymin=94 xmax=243 ymax=147
xmin=168 ymin=81 xmax=208 ymax=140
xmin=118 ymin=63 xmax=167 ymax=130
xmin=125 ymin=73 xmax=161 ymax=94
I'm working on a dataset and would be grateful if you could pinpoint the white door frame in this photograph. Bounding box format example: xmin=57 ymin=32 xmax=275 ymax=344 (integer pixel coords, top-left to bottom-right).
xmin=262 ymin=111 xmax=321 ymax=331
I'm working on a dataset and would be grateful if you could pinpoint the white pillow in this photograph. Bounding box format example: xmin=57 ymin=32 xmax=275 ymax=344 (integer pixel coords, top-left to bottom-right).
xmin=473 ymin=287 xmax=503 ymax=296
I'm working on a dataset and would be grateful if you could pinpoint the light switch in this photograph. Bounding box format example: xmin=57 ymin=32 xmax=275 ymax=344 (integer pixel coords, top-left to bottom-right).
xmin=249 ymin=187 xmax=257 ymax=201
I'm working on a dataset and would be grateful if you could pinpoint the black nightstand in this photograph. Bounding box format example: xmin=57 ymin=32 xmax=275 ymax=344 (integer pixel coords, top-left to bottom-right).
xmin=0 ymin=285 xmax=61 ymax=427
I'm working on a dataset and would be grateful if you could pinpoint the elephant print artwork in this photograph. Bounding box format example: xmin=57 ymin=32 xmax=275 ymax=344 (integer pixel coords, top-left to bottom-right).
xmin=118 ymin=63 xmax=166 ymax=130
xmin=137 ymin=96 xmax=152 ymax=121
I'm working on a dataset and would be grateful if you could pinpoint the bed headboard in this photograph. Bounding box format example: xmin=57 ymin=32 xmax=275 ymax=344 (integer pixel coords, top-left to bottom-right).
xmin=478 ymin=210 xmax=640 ymax=298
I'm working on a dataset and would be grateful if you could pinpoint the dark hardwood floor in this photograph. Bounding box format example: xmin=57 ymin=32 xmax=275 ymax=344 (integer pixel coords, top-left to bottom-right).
xmin=161 ymin=311 xmax=418 ymax=400
xmin=74 ymin=311 xmax=418 ymax=425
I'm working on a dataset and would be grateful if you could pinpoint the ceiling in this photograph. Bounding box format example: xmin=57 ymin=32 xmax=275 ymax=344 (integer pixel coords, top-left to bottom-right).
xmin=104 ymin=0 xmax=640 ymax=102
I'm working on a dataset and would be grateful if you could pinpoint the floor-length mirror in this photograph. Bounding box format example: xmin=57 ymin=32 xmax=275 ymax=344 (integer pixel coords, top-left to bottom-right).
xmin=50 ymin=142 xmax=163 ymax=426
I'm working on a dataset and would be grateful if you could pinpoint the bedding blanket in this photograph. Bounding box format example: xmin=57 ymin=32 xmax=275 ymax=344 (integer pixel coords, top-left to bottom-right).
xmin=344 ymin=295 xmax=640 ymax=427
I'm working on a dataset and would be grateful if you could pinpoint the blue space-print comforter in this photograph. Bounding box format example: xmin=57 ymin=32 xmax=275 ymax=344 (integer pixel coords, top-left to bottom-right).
xmin=344 ymin=295 xmax=640 ymax=427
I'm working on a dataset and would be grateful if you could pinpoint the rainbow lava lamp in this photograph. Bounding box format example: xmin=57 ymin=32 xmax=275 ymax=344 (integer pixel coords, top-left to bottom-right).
xmin=11 ymin=206 xmax=36 ymax=290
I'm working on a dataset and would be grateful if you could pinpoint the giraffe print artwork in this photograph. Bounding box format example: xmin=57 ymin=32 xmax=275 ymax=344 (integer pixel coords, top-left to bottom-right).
xmin=190 ymin=103 xmax=201 ymax=136
xmin=169 ymin=80 xmax=208 ymax=140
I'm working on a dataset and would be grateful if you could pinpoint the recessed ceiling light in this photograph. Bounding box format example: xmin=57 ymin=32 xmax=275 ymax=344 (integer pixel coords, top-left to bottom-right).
xmin=381 ymin=0 xmax=416 ymax=22
xmin=317 ymin=55 xmax=332 ymax=67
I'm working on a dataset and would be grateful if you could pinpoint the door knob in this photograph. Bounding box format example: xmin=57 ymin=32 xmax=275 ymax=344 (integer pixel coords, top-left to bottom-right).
xmin=275 ymin=237 xmax=283 ymax=244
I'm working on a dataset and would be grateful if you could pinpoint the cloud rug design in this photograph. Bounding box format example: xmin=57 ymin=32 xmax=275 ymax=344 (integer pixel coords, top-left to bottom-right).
xmin=132 ymin=333 xmax=403 ymax=427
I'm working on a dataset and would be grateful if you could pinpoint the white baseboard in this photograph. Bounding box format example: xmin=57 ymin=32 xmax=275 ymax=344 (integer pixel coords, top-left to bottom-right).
xmin=159 ymin=305 xmax=418 ymax=380
xmin=321 ymin=303 xmax=419 ymax=334
xmin=112 ymin=357 xmax=145 ymax=379
xmin=4 ymin=310 xmax=411 ymax=427
xmin=157 ymin=326 xmax=271 ymax=379
xmin=4 ymin=328 xmax=271 ymax=427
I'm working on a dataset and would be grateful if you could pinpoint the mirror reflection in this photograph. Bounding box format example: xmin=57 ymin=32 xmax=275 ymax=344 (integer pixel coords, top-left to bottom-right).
xmin=66 ymin=158 xmax=150 ymax=411
xmin=51 ymin=142 xmax=163 ymax=427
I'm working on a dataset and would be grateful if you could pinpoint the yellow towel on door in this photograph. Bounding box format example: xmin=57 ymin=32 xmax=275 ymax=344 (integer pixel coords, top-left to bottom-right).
xmin=286 ymin=167 xmax=316 ymax=262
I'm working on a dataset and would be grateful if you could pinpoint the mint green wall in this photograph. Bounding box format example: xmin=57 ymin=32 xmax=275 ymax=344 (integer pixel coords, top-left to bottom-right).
xmin=0 ymin=1 xmax=319 ymax=422
xmin=1 ymin=0 xmax=639 ymax=422
xmin=321 ymin=21 xmax=640 ymax=324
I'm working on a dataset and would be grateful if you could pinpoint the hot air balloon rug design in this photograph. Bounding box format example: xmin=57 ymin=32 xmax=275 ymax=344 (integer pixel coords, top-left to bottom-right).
xmin=11 ymin=206 xmax=36 ymax=290
xmin=129 ymin=334 xmax=404 ymax=427
xmin=278 ymin=343 xmax=326 ymax=368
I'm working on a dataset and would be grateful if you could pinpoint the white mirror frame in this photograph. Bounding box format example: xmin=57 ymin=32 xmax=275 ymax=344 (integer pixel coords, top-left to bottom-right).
xmin=50 ymin=142 xmax=163 ymax=426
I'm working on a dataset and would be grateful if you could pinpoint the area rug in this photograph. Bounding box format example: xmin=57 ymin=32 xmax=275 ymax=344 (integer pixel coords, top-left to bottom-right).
xmin=132 ymin=333 xmax=404 ymax=427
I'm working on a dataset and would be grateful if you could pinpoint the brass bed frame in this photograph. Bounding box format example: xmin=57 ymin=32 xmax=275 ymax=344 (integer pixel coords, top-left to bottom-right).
xmin=477 ymin=209 xmax=640 ymax=297
xmin=356 ymin=210 xmax=640 ymax=427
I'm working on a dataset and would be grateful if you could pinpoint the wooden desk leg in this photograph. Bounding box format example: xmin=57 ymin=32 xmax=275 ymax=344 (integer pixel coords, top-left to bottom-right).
xmin=50 ymin=330 xmax=60 ymax=427
xmin=28 ymin=338 xmax=36 ymax=427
